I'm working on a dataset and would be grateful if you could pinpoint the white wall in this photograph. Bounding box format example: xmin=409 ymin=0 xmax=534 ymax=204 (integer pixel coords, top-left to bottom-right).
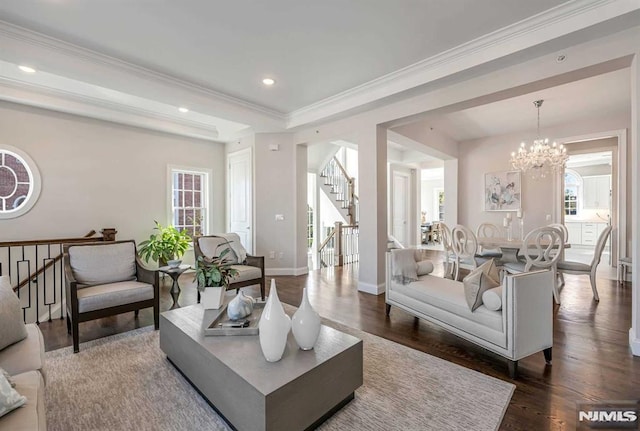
xmin=253 ymin=133 xmax=308 ymax=275
xmin=457 ymin=114 xmax=630 ymax=237
xmin=0 ymin=101 xmax=225 ymax=251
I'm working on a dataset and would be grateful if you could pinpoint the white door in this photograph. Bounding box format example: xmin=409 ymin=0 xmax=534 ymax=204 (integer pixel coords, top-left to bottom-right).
xmin=227 ymin=148 xmax=253 ymax=253
xmin=392 ymin=172 xmax=410 ymax=246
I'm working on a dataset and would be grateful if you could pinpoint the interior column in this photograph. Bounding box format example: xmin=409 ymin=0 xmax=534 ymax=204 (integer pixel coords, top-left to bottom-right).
xmin=630 ymin=51 xmax=639 ymax=356
xmin=357 ymin=125 xmax=388 ymax=294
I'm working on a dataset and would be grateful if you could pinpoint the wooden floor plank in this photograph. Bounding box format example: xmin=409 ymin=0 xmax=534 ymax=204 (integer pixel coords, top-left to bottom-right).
xmin=38 ymin=250 xmax=639 ymax=430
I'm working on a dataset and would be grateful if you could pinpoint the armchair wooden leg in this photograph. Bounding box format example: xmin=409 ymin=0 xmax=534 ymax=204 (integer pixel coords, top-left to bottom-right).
xmin=72 ymin=320 xmax=80 ymax=353
xmin=508 ymin=360 xmax=518 ymax=379
xmin=66 ymin=315 xmax=71 ymax=335
xmin=154 ymin=304 xmax=159 ymax=330
xmin=134 ymin=309 xmax=139 ymax=318
xmin=543 ymin=347 xmax=552 ymax=365
xmin=385 ymin=304 xmax=391 ymax=316
xmin=197 ymin=290 xmax=201 ymax=304
xmin=260 ymin=279 xmax=265 ymax=301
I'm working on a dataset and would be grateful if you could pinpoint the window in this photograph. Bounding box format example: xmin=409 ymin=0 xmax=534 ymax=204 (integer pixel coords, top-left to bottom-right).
xmin=564 ymin=170 xmax=581 ymax=216
xmin=0 ymin=146 xmax=41 ymax=219
xmin=169 ymin=167 xmax=209 ymax=237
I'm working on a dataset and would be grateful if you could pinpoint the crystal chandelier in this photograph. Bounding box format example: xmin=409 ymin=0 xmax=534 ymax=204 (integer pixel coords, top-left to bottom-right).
xmin=510 ymin=100 xmax=568 ymax=179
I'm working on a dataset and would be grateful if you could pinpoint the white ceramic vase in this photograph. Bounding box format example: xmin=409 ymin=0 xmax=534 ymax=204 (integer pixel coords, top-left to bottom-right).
xmin=258 ymin=279 xmax=291 ymax=362
xmin=227 ymin=290 xmax=254 ymax=320
xmin=201 ymin=286 xmax=225 ymax=310
xmin=292 ymin=287 xmax=321 ymax=350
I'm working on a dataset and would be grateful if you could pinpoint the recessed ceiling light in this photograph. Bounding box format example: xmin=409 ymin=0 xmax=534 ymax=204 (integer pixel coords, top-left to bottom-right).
xmin=262 ymin=78 xmax=275 ymax=86
xmin=178 ymin=107 xmax=189 ymax=113
xmin=556 ymin=54 xmax=567 ymax=63
xmin=18 ymin=65 xmax=36 ymax=73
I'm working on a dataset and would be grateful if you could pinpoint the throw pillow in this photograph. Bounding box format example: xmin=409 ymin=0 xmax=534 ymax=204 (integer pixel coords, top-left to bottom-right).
xmin=0 ymin=368 xmax=14 ymax=388
xmin=416 ymin=260 xmax=434 ymax=276
xmin=482 ymin=286 xmax=503 ymax=311
xmin=0 ymin=371 xmax=26 ymax=418
xmin=0 ymin=276 xmax=28 ymax=351
xmin=463 ymin=261 xmax=500 ymax=311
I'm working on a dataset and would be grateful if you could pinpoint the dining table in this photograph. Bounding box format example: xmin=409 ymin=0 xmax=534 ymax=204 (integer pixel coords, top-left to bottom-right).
xmin=476 ymin=236 xmax=571 ymax=263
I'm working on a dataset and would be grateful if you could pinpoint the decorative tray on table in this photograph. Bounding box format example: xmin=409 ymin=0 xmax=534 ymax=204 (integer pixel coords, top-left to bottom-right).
xmin=203 ymin=300 xmax=266 ymax=336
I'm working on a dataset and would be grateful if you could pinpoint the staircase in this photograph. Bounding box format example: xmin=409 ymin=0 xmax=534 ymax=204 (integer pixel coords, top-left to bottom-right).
xmin=319 ymin=156 xmax=358 ymax=225
xmin=317 ymin=156 xmax=359 ymax=267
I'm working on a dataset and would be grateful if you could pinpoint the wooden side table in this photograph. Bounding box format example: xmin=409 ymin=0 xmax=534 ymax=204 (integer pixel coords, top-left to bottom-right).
xmin=158 ymin=264 xmax=191 ymax=309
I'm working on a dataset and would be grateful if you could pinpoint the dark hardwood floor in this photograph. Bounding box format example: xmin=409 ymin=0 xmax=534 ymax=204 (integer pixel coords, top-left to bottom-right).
xmin=38 ymin=250 xmax=639 ymax=430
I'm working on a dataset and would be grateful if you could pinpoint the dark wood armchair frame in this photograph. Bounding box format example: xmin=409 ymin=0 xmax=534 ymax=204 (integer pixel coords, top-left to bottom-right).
xmin=63 ymin=240 xmax=160 ymax=353
xmin=193 ymin=236 xmax=265 ymax=301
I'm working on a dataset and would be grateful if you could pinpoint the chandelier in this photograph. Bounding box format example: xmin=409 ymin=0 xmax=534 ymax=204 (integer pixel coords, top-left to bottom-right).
xmin=510 ymin=100 xmax=567 ymax=179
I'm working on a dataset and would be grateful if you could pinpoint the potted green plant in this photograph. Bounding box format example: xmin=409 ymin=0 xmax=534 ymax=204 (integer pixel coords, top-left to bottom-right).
xmin=138 ymin=221 xmax=192 ymax=267
xmin=194 ymin=249 xmax=239 ymax=309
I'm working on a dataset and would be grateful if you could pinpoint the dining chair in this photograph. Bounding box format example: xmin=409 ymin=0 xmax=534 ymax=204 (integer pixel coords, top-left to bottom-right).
xmin=548 ymin=223 xmax=569 ymax=285
xmin=618 ymin=256 xmax=632 ymax=284
xmin=557 ymin=225 xmax=612 ymax=301
xmin=503 ymin=226 xmax=564 ymax=304
xmin=475 ymin=223 xmax=504 ymax=259
xmin=439 ymin=222 xmax=456 ymax=278
xmin=451 ymin=225 xmax=478 ymax=281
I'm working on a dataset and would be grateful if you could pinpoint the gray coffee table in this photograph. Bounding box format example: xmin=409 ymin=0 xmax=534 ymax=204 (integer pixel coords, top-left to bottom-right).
xmin=159 ymin=304 xmax=363 ymax=431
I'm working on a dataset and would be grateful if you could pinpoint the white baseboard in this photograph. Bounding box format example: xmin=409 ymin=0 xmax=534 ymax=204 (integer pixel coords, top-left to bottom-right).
xmin=265 ymin=267 xmax=308 ymax=276
xmin=358 ymin=281 xmax=386 ymax=295
xmin=629 ymin=328 xmax=640 ymax=356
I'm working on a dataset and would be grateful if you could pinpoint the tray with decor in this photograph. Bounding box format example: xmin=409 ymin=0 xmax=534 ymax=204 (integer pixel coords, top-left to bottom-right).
xmin=203 ymin=299 xmax=266 ymax=336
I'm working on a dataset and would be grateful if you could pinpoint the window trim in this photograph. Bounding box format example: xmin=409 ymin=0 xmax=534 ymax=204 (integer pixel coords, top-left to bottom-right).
xmin=167 ymin=165 xmax=212 ymax=236
xmin=0 ymin=145 xmax=42 ymax=220
xmin=564 ymin=169 xmax=582 ymax=217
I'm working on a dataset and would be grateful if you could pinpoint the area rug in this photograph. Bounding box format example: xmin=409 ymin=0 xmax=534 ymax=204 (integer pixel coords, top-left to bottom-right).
xmin=45 ymin=320 xmax=514 ymax=431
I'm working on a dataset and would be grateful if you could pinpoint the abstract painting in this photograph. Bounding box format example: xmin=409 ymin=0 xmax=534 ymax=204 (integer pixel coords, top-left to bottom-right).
xmin=484 ymin=171 xmax=521 ymax=211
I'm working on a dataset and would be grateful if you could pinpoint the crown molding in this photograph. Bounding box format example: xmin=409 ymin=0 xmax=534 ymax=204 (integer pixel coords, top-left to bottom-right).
xmin=0 ymin=20 xmax=287 ymax=126
xmin=0 ymin=78 xmax=234 ymax=142
xmin=287 ymin=0 xmax=640 ymax=128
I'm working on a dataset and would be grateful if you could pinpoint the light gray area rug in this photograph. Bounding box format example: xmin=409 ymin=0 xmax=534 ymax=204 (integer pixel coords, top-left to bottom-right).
xmin=45 ymin=322 xmax=514 ymax=431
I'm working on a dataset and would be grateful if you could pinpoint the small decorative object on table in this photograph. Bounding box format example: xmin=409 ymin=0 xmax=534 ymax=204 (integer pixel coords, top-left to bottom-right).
xmin=194 ymin=249 xmax=239 ymax=310
xmin=292 ymin=287 xmax=321 ymax=350
xmin=258 ymin=279 xmax=291 ymax=362
xmin=227 ymin=290 xmax=255 ymax=320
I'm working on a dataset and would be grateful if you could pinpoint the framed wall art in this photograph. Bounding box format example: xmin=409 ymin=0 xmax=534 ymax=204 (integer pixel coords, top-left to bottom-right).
xmin=484 ymin=171 xmax=521 ymax=211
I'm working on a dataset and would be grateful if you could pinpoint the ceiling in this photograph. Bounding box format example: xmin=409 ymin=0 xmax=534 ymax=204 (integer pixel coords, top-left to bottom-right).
xmin=422 ymin=68 xmax=630 ymax=142
xmin=0 ymin=1 xmax=637 ymax=141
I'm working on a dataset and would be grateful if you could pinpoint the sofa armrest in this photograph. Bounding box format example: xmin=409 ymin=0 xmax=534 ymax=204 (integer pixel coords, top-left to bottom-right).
xmin=135 ymin=255 xmax=159 ymax=287
xmin=504 ymin=270 xmax=554 ymax=360
xmin=245 ymin=254 xmax=264 ymax=271
xmin=62 ymin=252 xmax=79 ymax=316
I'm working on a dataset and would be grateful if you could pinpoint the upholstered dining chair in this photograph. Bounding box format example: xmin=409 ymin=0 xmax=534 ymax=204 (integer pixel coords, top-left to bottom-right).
xmin=438 ymin=222 xmax=456 ymax=278
xmin=450 ymin=225 xmax=478 ymax=281
xmin=63 ymin=240 xmax=159 ymax=353
xmin=557 ymin=225 xmax=612 ymax=301
xmin=475 ymin=222 xmax=504 ymax=259
xmin=503 ymin=226 xmax=564 ymax=304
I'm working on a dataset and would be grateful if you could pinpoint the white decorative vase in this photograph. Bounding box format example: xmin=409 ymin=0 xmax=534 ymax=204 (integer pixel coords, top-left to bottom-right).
xmin=292 ymin=287 xmax=321 ymax=350
xmin=258 ymin=280 xmax=291 ymax=362
xmin=201 ymin=286 xmax=225 ymax=310
xmin=227 ymin=290 xmax=254 ymax=320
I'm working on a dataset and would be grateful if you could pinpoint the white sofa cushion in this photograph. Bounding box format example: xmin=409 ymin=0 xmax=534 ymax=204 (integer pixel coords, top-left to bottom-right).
xmin=2 ymin=370 xmax=45 ymax=431
xmin=393 ymin=276 xmax=503 ymax=332
xmin=416 ymin=260 xmax=434 ymax=276
xmin=0 ymin=276 xmax=28 ymax=351
xmin=463 ymin=261 xmax=500 ymax=311
xmin=0 ymin=325 xmax=45 ymax=381
xmin=68 ymin=242 xmax=137 ymax=286
xmin=76 ymin=281 xmax=154 ymax=313
xmin=482 ymin=286 xmax=503 ymax=311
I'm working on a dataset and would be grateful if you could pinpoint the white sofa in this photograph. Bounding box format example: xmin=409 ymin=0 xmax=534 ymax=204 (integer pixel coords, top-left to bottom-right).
xmin=385 ymin=252 xmax=553 ymax=377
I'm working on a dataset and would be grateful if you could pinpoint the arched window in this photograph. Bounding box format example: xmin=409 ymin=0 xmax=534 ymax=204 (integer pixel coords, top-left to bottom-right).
xmin=0 ymin=146 xmax=41 ymax=219
xmin=564 ymin=169 xmax=582 ymax=216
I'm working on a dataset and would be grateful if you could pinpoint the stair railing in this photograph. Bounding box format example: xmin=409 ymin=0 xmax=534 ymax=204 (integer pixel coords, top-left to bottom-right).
xmin=320 ymin=156 xmax=358 ymax=225
xmin=317 ymin=222 xmax=359 ymax=267
xmin=0 ymin=228 xmax=117 ymax=323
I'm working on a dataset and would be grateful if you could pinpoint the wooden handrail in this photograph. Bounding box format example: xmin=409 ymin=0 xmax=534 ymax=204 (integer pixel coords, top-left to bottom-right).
xmin=317 ymin=229 xmax=336 ymax=252
xmin=5 ymin=230 xmax=110 ymax=292
xmin=332 ymin=156 xmax=352 ymax=182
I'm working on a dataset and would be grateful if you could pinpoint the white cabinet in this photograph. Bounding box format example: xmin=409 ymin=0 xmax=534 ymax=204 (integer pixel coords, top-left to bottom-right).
xmin=564 ymin=222 xmax=608 ymax=246
xmin=583 ymin=175 xmax=611 ymax=209
xmin=566 ymin=222 xmax=582 ymax=245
